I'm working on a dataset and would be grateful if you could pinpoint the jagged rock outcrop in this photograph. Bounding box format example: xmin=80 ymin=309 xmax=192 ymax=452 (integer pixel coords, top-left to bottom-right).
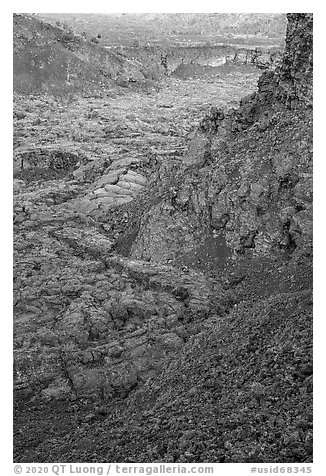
xmin=131 ymin=13 xmax=313 ymax=264
xmin=276 ymin=13 xmax=313 ymax=107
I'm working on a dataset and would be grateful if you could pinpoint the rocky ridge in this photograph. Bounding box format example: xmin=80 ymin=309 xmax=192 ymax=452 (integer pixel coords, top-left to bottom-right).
xmin=13 ymin=13 xmax=158 ymax=95
xmin=131 ymin=14 xmax=312 ymax=264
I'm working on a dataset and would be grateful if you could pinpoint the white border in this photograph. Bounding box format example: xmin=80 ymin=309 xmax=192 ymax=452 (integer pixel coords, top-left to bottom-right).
xmin=2 ymin=3 xmax=324 ymax=474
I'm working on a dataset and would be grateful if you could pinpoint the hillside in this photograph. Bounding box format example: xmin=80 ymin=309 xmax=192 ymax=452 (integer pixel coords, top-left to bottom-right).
xmin=13 ymin=14 xmax=312 ymax=464
xmin=13 ymin=13 xmax=155 ymax=95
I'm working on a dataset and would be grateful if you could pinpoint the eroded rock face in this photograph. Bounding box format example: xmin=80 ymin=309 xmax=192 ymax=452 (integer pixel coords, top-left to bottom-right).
xmin=276 ymin=13 xmax=313 ymax=107
xmin=132 ymin=14 xmax=313 ymax=263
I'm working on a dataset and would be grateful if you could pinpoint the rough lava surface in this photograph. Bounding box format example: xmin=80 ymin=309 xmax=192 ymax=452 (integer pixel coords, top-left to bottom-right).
xmin=13 ymin=14 xmax=312 ymax=463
